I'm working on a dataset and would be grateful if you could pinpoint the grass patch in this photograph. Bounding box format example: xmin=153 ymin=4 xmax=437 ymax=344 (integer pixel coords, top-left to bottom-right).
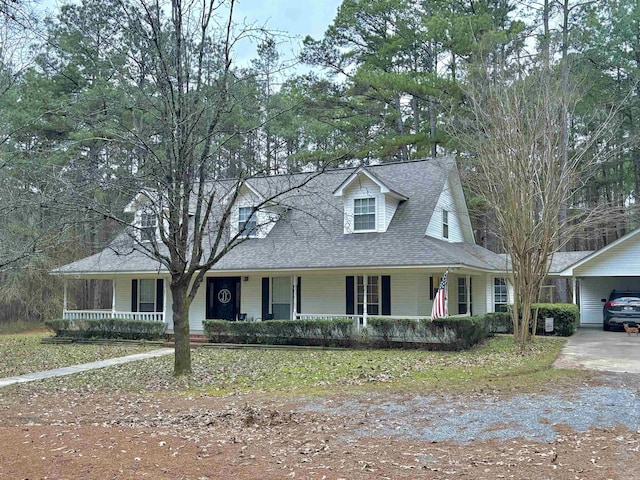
xmin=0 ymin=332 xmax=158 ymax=378
xmin=9 ymin=335 xmax=575 ymax=397
xmin=0 ymin=320 xmax=45 ymax=335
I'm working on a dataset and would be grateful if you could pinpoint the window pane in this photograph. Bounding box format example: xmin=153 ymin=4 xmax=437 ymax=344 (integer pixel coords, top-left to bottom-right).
xmin=140 ymin=213 xmax=156 ymax=242
xmin=238 ymin=207 xmax=257 ymax=235
xmin=139 ymin=279 xmax=155 ymax=312
xmin=442 ymin=209 xmax=449 ymax=239
xmin=494 ymin=278 xmax=507 ymax=311
xmin=354 ymin=198 xmax=376 ymax=231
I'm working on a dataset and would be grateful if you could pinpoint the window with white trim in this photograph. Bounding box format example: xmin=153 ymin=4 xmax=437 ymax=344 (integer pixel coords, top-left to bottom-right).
xmin=457 ymin=277 xmax=472 ymax=315
xmin=238 ymin=207 xmax=257 ymax=236
xmin=494 ymin=277 xmax=508 ymax=312
xmin=357 ymin=275 xmax=379 ymax=315
xmin=139 ymin=279 xmax=156 ymax=312
xmin=140 ymin=213 xmax=157 ymax=243
xmin=442 ymin=209 xmax=449 ymax=239
xmin=354 ymin=198 xmax=376 ymax=231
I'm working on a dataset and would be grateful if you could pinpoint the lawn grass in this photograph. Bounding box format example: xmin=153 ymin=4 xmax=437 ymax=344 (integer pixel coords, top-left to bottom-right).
xmin=20 ymin=335 xmax=578 ymax=396
xmin=0 ymin=332 xmax=158 ymax=378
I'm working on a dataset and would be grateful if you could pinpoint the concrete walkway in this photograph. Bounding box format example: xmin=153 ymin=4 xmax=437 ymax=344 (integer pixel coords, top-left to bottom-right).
xmin=553 ymin=326 xmax=640 ymax=374
xmin=0 ymin=348 xmax=174 ymax=388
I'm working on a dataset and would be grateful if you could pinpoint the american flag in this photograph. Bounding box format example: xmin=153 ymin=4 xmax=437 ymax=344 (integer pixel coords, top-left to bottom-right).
xmin=431 ymin=271 xmax=448 ymax=319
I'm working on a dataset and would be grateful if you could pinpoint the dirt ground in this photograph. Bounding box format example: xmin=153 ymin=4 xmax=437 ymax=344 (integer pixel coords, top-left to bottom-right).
xmin=1 ymin=374 xmax=639 ymax=480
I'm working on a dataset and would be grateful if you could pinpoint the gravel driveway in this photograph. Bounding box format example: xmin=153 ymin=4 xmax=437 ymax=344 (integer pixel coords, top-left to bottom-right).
xmin=301 ymin=378 xmax=640 ymax=444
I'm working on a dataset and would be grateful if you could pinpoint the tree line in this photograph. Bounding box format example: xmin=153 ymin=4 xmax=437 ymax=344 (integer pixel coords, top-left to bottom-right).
xmin=0 ymin=0 xmax=638 ymax=358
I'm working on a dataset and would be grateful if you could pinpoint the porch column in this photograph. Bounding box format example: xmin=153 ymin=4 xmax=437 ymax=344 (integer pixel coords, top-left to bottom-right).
xmin=163 ymin=278 xmax=167 ymax=322
xmin=363 ymin=276 xmax=368 ymax=328
xmin=112 ymin=277 xmax=117 ymax=318
xmin=466 ymin=275 xmax=471 ymax=315
xmin=572 ymin=277 xmax=577 ymax=305
xmin=292 ymin=275 xmax=298 ymax=320
xmin=63 ymin=280 xmax=68 ymax=317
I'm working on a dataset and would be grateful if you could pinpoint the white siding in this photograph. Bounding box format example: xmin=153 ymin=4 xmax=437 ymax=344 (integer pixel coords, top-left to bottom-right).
xmin=425 ymin=177 xmax=466 ymax=242
xmin=392 ymin=271 xmax=426 ymax=316
xmin=240 ymin=276 xmax=262 ymax=321
xmin=189 ymin=283 xmax=206 ymax=331
xmin=300 ymin=273 xmax=345 ymax=315
xmin=114 ymin=277 xmax=131 ymax=312
xmin=574 ymin=239 xmax=640 ymax=277
xmin=578 ymin=276 xmax=640 ymax=325
xmin=384 ymin=197 xmax=400 ymax=230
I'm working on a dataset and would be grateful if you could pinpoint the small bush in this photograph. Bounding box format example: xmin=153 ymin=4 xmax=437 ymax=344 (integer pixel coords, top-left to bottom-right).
xmin=44 ymin=319 xmax=71 ymax=337
xmin=532 ymin=303 xmax=579 ymax=336
xmin=485 ymin=312 xmax=513 ymax=334
xmin=45 ymin=318 xmax=166 ymax=341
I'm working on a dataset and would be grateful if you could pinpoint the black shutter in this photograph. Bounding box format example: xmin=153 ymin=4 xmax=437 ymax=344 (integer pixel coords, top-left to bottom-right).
xmin=261 ymin=277 xmax=270 ymax=320
xmin=156 ymin=279 xmax=164 ymax=312
xmin=346 ymin=276 xmax=355 ymax=315
xmin=296 ymin=276 xmax=302 ymax=314
xmin=429 ymin=276 xmax=434 ymax=300
xmin=381 ymin=275 xmax=391 ymax=315
xmin=131 ymin=279 xmax=138 ymax=312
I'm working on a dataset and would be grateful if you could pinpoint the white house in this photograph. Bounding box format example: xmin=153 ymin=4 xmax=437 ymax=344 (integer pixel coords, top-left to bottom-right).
xmin=52 ymin=157 xmax=585 ymax=333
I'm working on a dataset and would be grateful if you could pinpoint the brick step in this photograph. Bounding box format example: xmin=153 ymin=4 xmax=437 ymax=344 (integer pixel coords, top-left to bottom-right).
xmin=166 ymin=334 xmax=209 ymax=344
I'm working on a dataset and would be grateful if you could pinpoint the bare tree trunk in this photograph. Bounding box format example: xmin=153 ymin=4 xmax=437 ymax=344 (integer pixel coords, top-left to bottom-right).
xmin=171 ymin=280 xmax=192 ymax=375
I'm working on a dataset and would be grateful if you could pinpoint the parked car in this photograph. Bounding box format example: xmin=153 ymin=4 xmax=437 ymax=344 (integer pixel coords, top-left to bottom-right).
xmin=601 ymin=290 xmax=640 ymax=331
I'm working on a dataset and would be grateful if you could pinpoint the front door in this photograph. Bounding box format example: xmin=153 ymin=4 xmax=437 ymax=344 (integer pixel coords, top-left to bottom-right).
xmin=206 ymin=277 xmax=241 ymax=320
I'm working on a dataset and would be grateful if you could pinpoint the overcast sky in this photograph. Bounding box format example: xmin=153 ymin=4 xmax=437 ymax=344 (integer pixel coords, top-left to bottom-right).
xmin=40 ymin=0 xmax=343 ymax=69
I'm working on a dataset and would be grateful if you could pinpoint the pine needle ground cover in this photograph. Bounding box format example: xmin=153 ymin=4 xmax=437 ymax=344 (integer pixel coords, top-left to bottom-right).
xmin=0 ymin=333 xmax=157 ymax=378
xmin=8 ymin=336 xmax=573 ymax=396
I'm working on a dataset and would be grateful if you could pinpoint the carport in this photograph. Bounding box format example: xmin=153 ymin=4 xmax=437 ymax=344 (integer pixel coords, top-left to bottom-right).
xmin=559 ymin=229 xmax=640 ymax=327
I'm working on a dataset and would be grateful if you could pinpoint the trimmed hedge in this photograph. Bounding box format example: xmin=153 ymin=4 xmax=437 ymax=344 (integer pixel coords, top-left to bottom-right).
xmin=203 ymin=316 xmax=488 ymax=350
xmin=368 ymin=316 xmax=487 ymax=350
xmin=532 ymin=303 xmax=579 ymax=336
xmin=45 ymin=318 xmax=167 ymax=341
xmin=203 ymin=318 xmax=354 ymax=347
xmin=484 ymin=303 xmax=579 ymax=337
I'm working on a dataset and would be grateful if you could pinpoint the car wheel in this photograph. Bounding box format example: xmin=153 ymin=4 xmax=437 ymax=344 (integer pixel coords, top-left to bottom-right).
xmin=603 ymin=322 xmax=610 ymax=331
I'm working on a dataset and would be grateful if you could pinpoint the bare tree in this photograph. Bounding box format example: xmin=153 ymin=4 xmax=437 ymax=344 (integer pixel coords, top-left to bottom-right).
xmin=48 ymin=0 xmax=333 ymax=375
xmin=456 ymin=66 xmax=618 ymax=345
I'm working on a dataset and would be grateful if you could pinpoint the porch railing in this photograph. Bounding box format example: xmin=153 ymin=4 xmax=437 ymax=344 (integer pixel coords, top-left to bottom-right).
xmin=63 ymin=310 xmax=164 ymax=322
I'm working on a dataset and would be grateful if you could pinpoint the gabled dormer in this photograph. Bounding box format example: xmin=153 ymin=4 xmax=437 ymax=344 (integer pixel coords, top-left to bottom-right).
xmin=124 ymin=190 xmax=161 ymax=243
xmin=227 ymin=182 xmax=282 ymax=239
xmin=425 ymin=166 xmax=475 ymax=243
xmin=333 ymin=167 xmax=408 ymax=234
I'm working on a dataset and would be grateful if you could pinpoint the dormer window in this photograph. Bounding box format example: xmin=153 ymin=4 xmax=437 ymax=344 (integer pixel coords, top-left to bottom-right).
xmin=354 ymin=198 xmax=376 ymax=231
xmin=140 ymin=213 xmax=157 ymax=243
xmin=238 ymin=207 xmax=257 ymax=236
xmin=442 ymin=209 xmax=449 ymax=239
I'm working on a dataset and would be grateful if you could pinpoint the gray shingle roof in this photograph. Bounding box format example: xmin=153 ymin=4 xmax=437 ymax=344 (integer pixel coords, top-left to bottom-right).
xmin=53 ymin=158 xmax=509 ymax=275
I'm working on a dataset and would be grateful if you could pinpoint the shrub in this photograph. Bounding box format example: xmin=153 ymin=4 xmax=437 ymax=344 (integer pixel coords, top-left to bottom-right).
xmin=45 ymin=318 xmax=166 ymax=341
xmin=483 ymin=304 xmax=579 ymax=337
xmin=44 ymin=319 xmax=71 ymax=337
xmin=532 ymin=303 xmax=579 ymax=336
xmin=484 ymin=312 xmax=513 ymax=334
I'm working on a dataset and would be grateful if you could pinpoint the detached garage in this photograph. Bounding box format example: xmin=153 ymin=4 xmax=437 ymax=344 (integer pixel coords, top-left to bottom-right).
xmin=559 ymin=229 xmax=640 ymax=327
